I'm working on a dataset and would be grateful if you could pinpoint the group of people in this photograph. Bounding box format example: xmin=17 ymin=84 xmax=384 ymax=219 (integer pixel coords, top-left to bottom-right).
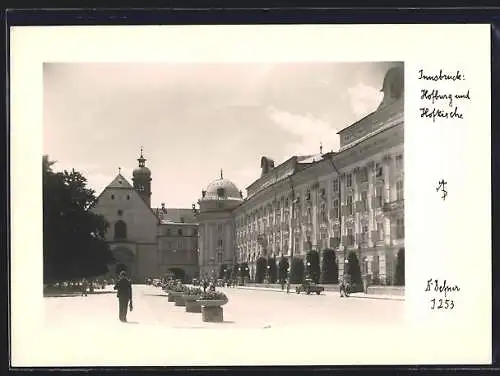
xmin=80 ymin=278 xmax=109 ymax=296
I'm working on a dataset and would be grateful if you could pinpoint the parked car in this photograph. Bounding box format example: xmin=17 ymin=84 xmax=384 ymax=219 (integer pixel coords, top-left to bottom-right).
xmin=295 ymin=279 xmax=325 ymax=295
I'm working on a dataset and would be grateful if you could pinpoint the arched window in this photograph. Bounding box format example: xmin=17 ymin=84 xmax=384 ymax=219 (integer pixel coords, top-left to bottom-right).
xmin=114 ymin=220 xmax=127 ymax=240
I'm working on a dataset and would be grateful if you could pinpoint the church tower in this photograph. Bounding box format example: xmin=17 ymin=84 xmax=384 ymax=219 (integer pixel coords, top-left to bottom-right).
xmin=132 ymin=147 xmax=152 ymax=207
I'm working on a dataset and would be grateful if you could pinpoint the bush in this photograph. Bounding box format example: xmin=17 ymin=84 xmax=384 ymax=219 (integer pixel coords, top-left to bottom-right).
xmin=170 ymin=284 xmax=187 ymax=293
xmin=231 ymin=264 xmax=239 ymax=279
xmin=290 ymin=257 xmax=305 ymax=284
xmin=395 ymin=248 xmax=405 ymax=286
xmin=199 ymin=291 xmax=228 ymax=301
xmin=347 ymin=251 xmax=362 ymax=292
xmin=239 ymin=262 xmax=250 ymax=278
xmin=306 ymin=250 xmax=320 ymax=283
xmin=218 ymin=264 xmax=228 ymax=279
xmin=268 ymin=257 xmax=277 ymax=283
xmin=184 ymin=287 xmax=203 ymax=295
xmin=255 ymin=258 xmax=266 ymax=283
xmin=320 ymin=249 xmax=338 ymax=284
xmin=278 ymin=257 xmax=289 ymax=282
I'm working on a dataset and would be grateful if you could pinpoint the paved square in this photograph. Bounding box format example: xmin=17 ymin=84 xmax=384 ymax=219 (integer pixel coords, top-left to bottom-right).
xmin=44 ymin=284 xmax=403 ymax=329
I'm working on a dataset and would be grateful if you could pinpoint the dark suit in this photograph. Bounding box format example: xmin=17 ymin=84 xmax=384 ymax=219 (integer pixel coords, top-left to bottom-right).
xmin=114 ymin=278 xmax=132 ymax=321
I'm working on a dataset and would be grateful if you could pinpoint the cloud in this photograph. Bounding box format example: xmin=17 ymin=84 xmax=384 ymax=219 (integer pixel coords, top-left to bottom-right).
xmin=231 ymin=166 xmax=260 ymax=193
xmin=266 ymin=106 xmax=340 ymax=157
xmin=50 ymin=159 xmax=131 ymax=196
xmin=346 ymin=82 xmax=384 ymax=119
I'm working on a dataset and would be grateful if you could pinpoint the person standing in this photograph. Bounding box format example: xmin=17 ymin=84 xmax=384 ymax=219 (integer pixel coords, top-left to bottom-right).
xmin=114 ymin=271 xmax=133 ymax=322
xmin=81 ymin=278 xmax=88 ymax=296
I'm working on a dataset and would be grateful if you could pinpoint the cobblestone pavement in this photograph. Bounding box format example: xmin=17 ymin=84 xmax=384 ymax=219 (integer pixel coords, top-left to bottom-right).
xmin=44 ymin=284 xmax=403 ymax=329
xmin=35 ymin=284 xmax=404 ymax=366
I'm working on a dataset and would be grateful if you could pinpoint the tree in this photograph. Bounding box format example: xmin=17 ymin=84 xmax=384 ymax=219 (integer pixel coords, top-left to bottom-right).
xmin=278 ymin=257 xmax=289 ymax=282
xmin=306 ymin=250 xmax=320 ymax=283
xmin=239 ymin=262 xmax=250 ymax=278
xmin=255 ymin=257 xmax=266 ymax=283
xmin=267 ymin=257 xmax=277 ymax=283
xmin=43 ymin=155 xmax=114 ymax=283
xmin=320 ymin=249 xmax=338 ymax=284
xmin=218 ymin=263 xmax=228 ymax=279
xmin=290 ymin=257 xmax=304 ymax=284
xmin=231 ymin=264 xmax=239 ymax=279
xmin=347 ymin=251 xmax=362 ymax=291
xmin=394 ymin=248 xmax=405 ymax=286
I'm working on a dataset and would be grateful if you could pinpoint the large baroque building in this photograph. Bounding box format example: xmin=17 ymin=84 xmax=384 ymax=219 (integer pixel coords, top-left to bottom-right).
xmin=91 ymin=150 xmax=199 ymax=282
xmin=196 ymin=65 xmax=404 ymax=285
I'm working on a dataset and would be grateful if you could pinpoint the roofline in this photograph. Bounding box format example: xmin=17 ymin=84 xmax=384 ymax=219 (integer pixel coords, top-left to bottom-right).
xmin=235 ymin=161 xmax=318 ymax=212
xmin=245 ymin=155 xmax=298 ymax=191
xmin=336 ymin=109 xmax=377 ymax=135
xmin=336 ymin=99 xmax=402 ymax=135
xmin=231 ymin=121 xmax=402 ymax=214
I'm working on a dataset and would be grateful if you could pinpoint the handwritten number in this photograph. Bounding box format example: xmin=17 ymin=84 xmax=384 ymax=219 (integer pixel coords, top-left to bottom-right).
xmin=430 ymin=299 xmax=455 ymax=310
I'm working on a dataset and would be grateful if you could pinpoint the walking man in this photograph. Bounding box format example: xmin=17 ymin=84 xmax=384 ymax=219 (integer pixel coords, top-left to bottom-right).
xmin=339 ymin=276 xmax=350 ymax=298
xmin=81 ymin=278 xmax=88 ymax=296
xmin=114 ymin=271 xmax=133 ymax=322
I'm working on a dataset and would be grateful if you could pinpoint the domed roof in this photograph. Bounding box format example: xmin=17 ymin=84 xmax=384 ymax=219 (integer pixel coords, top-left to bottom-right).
xmin=133 ymin=165 xmax=151 ymax=177
xmin=378 ymin=65 xmax=404 ymax=109
xmin=132 ymin=147 xmax=151 ymax=178
xmin=201 ymin=170 xmax=242 ymax=201
xmin=381 ymin=65 xmax=404 ymax=97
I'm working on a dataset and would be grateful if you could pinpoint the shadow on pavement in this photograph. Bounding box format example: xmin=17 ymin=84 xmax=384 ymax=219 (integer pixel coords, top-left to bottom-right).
xmin=142 ymin=294 xmax=168 ymax=297
xmin=124 ymin=321 xmax=139 ymax=324
xmin=44 ymin=291 xmax=116 ymax=298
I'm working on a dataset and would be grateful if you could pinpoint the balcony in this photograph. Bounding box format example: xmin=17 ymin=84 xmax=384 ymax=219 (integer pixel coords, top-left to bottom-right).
xmin=383 ymin=199 xmax=404 ymax=214
xmin=329 ymin=237 xmax=340 ymax=249
xmin=356 ymin=233 xmax=369 ymax=246
xmin=342 ymin=235 xmax=355 ymax=247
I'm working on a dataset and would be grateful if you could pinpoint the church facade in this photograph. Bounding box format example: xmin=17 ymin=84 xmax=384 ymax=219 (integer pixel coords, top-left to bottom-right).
xmin=91 ymin=150 xmax=198 ymax=282
xmin=195 ymin=64 xmax=404 ymax=285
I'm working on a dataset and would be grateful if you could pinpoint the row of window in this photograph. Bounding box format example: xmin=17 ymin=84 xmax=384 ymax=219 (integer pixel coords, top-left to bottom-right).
xmin=113 ymin=220 xmax=198 ymax=241
xmin=236 ymin=180 xmax=403 ymax=230
xmin=236 ymin=181 xmax=403 ymax=239
xmin=237 ymin=218 xmax=404 ymax=253
xmin=161 ymin=238 xmax=196 ymax=250
xmin=160 ymin=227 xmax=197 ymax=237
xmin=110 ymin=194 xmax=131 ymax=201
xmin=235 ymin=155 xmax=403 ymax=228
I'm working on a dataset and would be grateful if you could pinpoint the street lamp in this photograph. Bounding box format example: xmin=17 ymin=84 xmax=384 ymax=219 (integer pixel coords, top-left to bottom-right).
xmin=344 ymin=258 xmax=349 ymax=283
xmin=325 ymin=153 xmax=344 ymax=283
xmin=266 ymin=264 xmax=271 ymax=285
xmin=306 ymin=261 xmax=311 ymax=279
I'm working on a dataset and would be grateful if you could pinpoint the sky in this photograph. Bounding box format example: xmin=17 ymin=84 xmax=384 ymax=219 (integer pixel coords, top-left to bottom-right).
xmin=43 ymin=62 xmax=397 ymax=208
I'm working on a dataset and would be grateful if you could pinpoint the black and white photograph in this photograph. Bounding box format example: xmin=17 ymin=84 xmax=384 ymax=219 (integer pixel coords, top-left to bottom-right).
xmin=10 ymin=24 xmax=491 ymax=366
